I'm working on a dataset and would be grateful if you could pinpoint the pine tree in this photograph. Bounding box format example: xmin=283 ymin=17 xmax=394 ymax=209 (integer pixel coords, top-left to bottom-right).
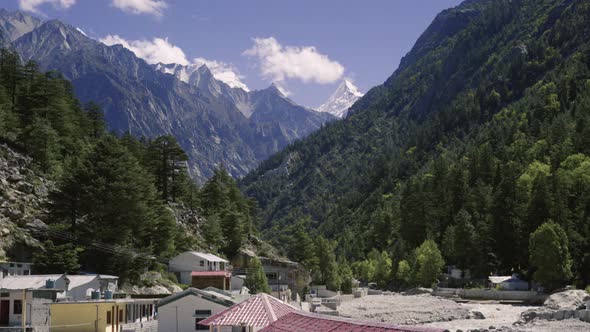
xmin=529 ymin=221 xmax=573 ymax=290
xmin=244 ymin=257 xmax=270 ymax=294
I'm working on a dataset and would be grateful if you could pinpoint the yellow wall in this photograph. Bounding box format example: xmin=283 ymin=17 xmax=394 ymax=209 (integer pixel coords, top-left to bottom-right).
xmin=50 ymin=302 xmax=124 ymax=332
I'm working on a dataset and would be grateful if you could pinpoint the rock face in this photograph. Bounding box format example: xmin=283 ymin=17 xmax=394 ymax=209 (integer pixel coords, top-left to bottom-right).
xmin=0 ymin=143 xmax=51 ymax=260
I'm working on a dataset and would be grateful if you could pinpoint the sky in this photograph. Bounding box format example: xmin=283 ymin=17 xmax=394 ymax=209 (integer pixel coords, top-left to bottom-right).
xmin=3 ymin=0 xmax=463 ymax=107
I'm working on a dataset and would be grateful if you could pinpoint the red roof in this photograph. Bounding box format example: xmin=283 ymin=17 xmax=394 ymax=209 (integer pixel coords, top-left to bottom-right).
xmin=191 ymin=271 xmax=231 ymax=277
xmin=199 ymin=293 xmax=296 ymax=328
xmin=259 ymin=311 xmax=448 ymax=332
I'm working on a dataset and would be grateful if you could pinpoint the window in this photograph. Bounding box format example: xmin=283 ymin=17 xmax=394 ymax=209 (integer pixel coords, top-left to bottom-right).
xmin=200 ymin=260 xmax=204 ymax=267
xmin=0 ymin=292 xmax=8 ymax=298
xmin=13 ymin=300 xmax=22 ymax=315
xmin=195 ymin=318 xmax=209 ymax=330
xmin=194 ymin=309 xmax=211 ymax=317
xmin=107 ymin=311 xmax=112 ymax=324
xmin=119 ymin=309 xmax=123 ymax=322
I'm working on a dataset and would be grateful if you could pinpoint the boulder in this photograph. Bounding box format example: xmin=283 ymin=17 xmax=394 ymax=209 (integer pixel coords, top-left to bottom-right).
xmin=544 ymin=289 xmax=590 ymax=310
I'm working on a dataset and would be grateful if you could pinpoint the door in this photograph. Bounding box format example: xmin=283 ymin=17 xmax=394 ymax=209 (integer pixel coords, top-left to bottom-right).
xmin=0 ymin=300 xmax=9 ymax=325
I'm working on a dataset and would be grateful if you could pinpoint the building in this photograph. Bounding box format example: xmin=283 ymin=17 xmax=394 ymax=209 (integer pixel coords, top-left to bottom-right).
xmin=199 ymin=293 xmax=297 ymax=331
xmin=157 ymin=287 xmax=237 ymax=332
xmin=0 ymin=274 xmax=120 ymax=329
xmin=0 ymin=274 xmax=118 ymax=301
xmin=258 ymin=311 xmax=447 ymax=332
xmin=232 ymin=250 xmax=310 ymax=298
xmin=50 ymin=298 xmax=158 ymax=332
xmin=489 ymin=274 xmax=529 ymax=291
xmin=0 ymin=261 xmax=33 ymax=279
xmin=169 ymin=251 xmax=231 ymax=290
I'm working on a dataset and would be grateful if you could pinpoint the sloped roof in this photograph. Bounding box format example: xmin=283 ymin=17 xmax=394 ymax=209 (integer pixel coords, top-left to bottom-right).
xmin=0 ymin=274 xmax=100 ymax=290
xmin=158 ymin=287 xmax=236 ymax=308
xmin=259 ymin=311 xmax=448 ymax=332
xmin=199 ymin=293 xmax=296 ymax=328
xmin=188 ymin=251 xmax=228 ymax=263
xmin=0 ymin=275 xmax=62 ymax=290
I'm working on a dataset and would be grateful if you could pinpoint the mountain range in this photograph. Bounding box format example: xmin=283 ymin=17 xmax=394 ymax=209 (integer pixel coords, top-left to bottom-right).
xmin=241 ymin=0 xmax=590 ymax=281
xmin=0 ymin=9 xmax=335 ymax=182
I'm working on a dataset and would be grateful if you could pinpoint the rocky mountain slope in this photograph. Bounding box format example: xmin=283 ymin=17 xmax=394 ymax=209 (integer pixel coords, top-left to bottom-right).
xmin=0 ymin=10 xmax=334 ymax=182
xmin=0 ymin=143 xmax=50 ymax=261
xmin=317 ymin=80 xmax=364 ymax=118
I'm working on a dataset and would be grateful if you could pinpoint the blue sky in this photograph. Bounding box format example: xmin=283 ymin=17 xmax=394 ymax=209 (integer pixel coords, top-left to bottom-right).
xmin=4 ymin=0 xmax=463 ymax=107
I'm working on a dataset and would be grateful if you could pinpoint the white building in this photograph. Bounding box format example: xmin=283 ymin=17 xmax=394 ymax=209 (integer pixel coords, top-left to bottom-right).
xmin=489 ymin=274 xmax=529 ymax=291
xmin=169 ymin=251 xmax=230 ymax=287
xmin=157 ymin=287 xmax=236 ymax=332
xmin=0 ymin=261 xmax=32 ymax=279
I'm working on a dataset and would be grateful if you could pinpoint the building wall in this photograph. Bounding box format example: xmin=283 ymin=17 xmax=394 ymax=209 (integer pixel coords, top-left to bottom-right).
xmin=0 ymin=262 xmax=32 ymax=279
xmin=169 ymin=253 xmax=227 ymax=274
xmin=50 ymin=301 xmax=156 ymax=332
xmin=158 ymin=293 xmax=231 ymax=332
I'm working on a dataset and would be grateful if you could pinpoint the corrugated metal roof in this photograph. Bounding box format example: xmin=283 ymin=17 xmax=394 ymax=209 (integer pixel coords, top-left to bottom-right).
xmin=1 ymin=275 xmax=59 ymax=289
xmin=199 ymin=293 xmax=296 ymax=328
xmin=0 ymin=274 xmax=98 ymax=290
xmin=189 ymin=251 xmax=228 ymax=263
xmin=259 ymin=312 xmax=449 ymax=332
xmin=489 ymin=276 xmax=513 ymax=283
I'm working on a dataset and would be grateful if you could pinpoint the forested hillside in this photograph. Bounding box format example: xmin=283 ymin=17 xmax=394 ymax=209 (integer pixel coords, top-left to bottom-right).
xmin=242 ymin=0 xmax=590 ymax=288
xmin=0 ymin=50 xmax=259 ymax=283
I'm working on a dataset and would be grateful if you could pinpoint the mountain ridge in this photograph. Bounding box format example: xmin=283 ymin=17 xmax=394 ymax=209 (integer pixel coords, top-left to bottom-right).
xmin=1 ymin=10 xmax=334 ymax=183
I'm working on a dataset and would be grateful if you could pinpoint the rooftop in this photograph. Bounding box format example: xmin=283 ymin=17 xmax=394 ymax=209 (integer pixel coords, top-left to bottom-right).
xmin=191 ymin=271 xmax=231 ymax=277
xmin=187 ymin=251 xmax=228 ymax=263
xmin=199 ymin=293 xmax=296 ymax=328
xmin=259 ymin=311 xmax=448 ymax=332
xmin=158 ymin=287 xmax=236 ymax=308
xmin=0 ymin=274 xmax=117 ymax=290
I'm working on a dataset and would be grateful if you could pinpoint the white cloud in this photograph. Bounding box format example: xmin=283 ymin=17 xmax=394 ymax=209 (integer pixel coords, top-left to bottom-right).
xmin=100 ymin=34 xmax=189 ymax=65
xmin=18 ymin=0 xmax=76 ymax=13
xmin=99 ymin=34 xmax=248 ymax=90
xmin=193 ymin=57 xmax=249 ymax=91
xmin=111 ymin=0 xmax=167 ymax=17
xmin=243 ymin=37 xmax=345 ymax=85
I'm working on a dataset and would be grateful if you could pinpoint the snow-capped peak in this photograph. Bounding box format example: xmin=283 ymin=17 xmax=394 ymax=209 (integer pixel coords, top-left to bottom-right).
xmin=317 ymin=80 xmax=364 ymax=118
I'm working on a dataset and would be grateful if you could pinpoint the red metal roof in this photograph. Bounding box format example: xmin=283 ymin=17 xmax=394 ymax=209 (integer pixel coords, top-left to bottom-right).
xmin=199 ymin=293 xmax=297 ymax=328
xmin=191 ymin=271 xmax=231 ymax=277
xmin=259 ymin=311 xmax=449 ymax=332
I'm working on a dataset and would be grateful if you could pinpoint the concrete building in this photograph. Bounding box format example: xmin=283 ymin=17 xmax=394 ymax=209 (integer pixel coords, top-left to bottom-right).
xmin=157 ymin=288 xmax=237 ymax=332
xmin=232 ymin=249 xmax=309 ymax=298
xmin=169 ymin=252 xmax=231 ymax=290
xmin=0 ymin=261 xmax=33 ymax=279
xmin=50 ymin=298 xmax=158 ymax=332
xmin=0 ymin=274 xmax=118 ymax=301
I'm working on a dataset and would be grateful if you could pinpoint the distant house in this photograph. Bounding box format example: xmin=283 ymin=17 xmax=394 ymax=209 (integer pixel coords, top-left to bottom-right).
xmin=50 ymin=298 xmax=158 ymax=332
xmin=199 ymin=293 xmax=297 ymax=331
xmin=157 ymin=287 xmax=237 ymax=332
xmin=489 ymin=274 xmax=528 ymax=291
xmin=259 ymin=311 xmax=447 ymax=332
xmin=0 ymin=261 xmax=32 ymax=279
xmin=169 ymin=251 xmax=231 ymax=290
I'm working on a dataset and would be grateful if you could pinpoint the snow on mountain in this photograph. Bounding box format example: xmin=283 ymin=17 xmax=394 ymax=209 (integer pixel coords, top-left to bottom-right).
xmin=317 ymin=80 xmax=364 ymax=118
